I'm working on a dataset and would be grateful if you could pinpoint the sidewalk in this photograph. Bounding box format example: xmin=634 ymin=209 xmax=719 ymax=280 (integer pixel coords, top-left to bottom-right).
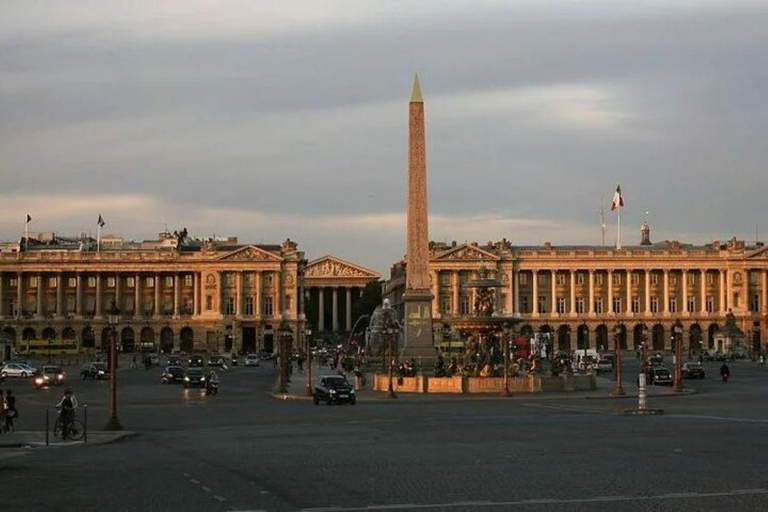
xmin=271 ymin=363 xmax=695 ymax=402
xmin=0 ymin=430 xmax=137 ymax=448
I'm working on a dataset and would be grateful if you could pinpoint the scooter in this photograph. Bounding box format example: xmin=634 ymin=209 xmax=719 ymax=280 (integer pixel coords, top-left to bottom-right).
xmin=231 ymin=354 xmax=238 ymax=367
xmin=207 ymin=380 xmax=219 ymax=395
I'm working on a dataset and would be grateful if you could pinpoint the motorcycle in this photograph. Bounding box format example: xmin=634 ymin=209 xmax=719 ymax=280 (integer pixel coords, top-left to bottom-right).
xmin=206 ymin=380 xmax=219 ymax=395
xmin=231 ymin=355 xmax=238 ymax=367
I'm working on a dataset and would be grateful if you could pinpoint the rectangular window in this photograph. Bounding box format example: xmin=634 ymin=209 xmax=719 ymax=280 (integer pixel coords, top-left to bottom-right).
xmin=146 ymin=277 xmax=154 ymax=288
xmin=127 ymin=277 xmax=135 ymax=287
xmin=48 ymin=277 xmax=58 ymax=288
xmin=124 ymin=297 xmax=134 ymax=313
xmin=264 ymin=274 xmax=273 ymax=286
xmin=750 ymin=294 xmax=760 ymax=313
xmin=460 ymin=296 xmax=470 ymax=315
xmin=556 ymin=274 xmax=566 ymax=286
xmin=439 ymin=273 xmax=451 ymax=286
xmin=107 ymin=277 xmax=115 ymax=288
xmin=556 ymin=297 xmax=566 ymax=314
xmin=29 ymin=276 xmax=38 ymax=287
xmin=688 ymin=273 xmax=696 ymax=285
xmin=576 ymin=273 xmax=585 ymax=285
xmin=670 ymin=276 xmax=677 ymax=286
xmin=538 ymin=273 xmax=546 ymax=286
xmin=9 ymin=277 xmax=17 ymax=287
xmin=538 ymin=296 xmax=547 ymax=314
xmin=576 ymin=297 xmax=585 ymax=314
xmin=750 ymin=271 xmax=760 ymax=285
xmin=650 ymin=297 xmax=659 ymax=313
xmin=612 ymin=297 xmax=622 ymax=313
xmin=521 ymin=296 xmax=529 ymax=314
xmin=499 ymin=294 xmax=507 ymax=313
xmin=87 ymin=277 xmax=96 ymax=288
xmin=165 ymin=276 xmax=174 ymax=287
xmin=632 ymin=296 xmax=640 ymax=313
xmin=707 ymin=273 xmax=714 ymax=285
xmin=225 ymin=297 xmax=235 ymax=315
xmin=263 ymin=297 xmax=273 ymax=316
xmin=595 ymin=298 xmax=604 ymax=314
xmin=441 ymin=297 xmax=451 ymax=314
xmin=595 ymin=273 xmax=603 ymax=285
xmin=650 ymin=274 xmax=658 ymax=285
xmin=688 ymin=296 xmax=696 ymax=313
xmin=612 ymin=273 xmax=621 ymax=285
xmin=519 ymin=273 xmax=528 ymax=286
xmin=632 ymin=273 xmax=640 ymax=285
xmin=706 ymin=296 xmax=714 ymax=313
xmin=669 ymin=297 xmax=677 ymax=313
xmin=184 ymin=275 xmax=193 ymax=287
xmin=245 ymin=297 xmax=254 ymax=316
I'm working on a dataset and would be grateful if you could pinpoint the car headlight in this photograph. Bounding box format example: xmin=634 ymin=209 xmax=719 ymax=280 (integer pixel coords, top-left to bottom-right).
xmin=349 ymin=389 xmax=355 ymax=394
xmin=201 ymin=377 xmax=206 ymax=381
xmin=329 ymin=389 xmax=337 ymax=394
xmin=184 ymin=376 xmax=190 ymax=381
xmin=35 ymin=377 xmax=43 ymax=384
xmin=98 ymin=370 xmax=104 ymax=375
xmin=57 ymin=374 xmax=63 ymax=380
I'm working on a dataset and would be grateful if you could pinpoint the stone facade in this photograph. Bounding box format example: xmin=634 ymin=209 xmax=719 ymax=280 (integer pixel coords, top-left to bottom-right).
xmin=0 ymin=238 xmax=308 ymax=355
xmin=384 ymin=235 xmax=768 ymax=356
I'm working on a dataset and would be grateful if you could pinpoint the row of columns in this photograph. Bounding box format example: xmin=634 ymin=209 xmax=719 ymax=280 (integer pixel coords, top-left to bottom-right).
xmin=0 ymin=271 xmax=191 ymax=319
xmin=312 ymin=286 xmax=359 ymax=332
xmin=435 ymin=268 xmax=768 ymax=318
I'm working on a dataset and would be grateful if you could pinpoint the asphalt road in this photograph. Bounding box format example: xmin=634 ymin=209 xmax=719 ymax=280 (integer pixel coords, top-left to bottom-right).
xmin=2 ymin=356 xmax=768 ymax=511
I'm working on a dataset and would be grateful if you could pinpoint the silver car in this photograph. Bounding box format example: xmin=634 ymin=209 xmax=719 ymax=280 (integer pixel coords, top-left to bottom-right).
xmin=1 ymin=362 xmax=37 ymax=378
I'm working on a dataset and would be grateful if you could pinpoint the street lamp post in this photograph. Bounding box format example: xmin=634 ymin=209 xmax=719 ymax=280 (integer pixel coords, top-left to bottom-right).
xmin=47 ymin=334 xmax=53 ymax=364
xmin=501 ymin=323 xmax=512 ymax=397
xmin=305 ymin=328 xmax=313 ymax=397
xmin=384 ymin=320 xmax=397 ymax=399
xmin=277 ymin=323 xmax=292 ymax=394
xmin=104 ymin=300 xmax=123 ymax=431
xmin=673 ymin=321 xmax=683 ymax=393
xmin=612 ymin=323 xmax=625 ymax=396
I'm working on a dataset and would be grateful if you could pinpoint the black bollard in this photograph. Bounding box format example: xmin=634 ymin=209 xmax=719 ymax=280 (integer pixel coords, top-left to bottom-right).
xmin=45 ymin=409 xmax=49 ymax=447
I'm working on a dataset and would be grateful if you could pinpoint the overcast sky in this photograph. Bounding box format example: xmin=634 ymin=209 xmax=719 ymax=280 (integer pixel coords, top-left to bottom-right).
xmin=1 ymin=1 xmax=767 ymax=274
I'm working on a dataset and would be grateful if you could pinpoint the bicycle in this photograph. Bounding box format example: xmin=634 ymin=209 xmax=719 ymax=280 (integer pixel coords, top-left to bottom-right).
xmin=53 ymin=409 xmax=85 ymax=441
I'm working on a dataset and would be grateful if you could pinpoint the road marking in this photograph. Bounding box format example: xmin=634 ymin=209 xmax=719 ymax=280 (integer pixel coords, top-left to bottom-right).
xmin=202 ymin=486 xmax=211 ymax=493
xmin=670 ymin=414 xmax=768 ymax=424
xmin=522 ymin=403 xmax=609 ymax=414
xmin=190 ymin=478 xmax=200 ymax=485
xmin=298 ymin=488 xmax=768 ymax=511
xmin=214 ymin=495 xmax=227 ymax=502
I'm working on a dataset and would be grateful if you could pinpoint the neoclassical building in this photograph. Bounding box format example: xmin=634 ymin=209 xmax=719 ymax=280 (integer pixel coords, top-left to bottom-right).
xmin=0 ymin=231 xmax=373 ymax=357
xmin=384 ymin=228 xmax=768 ymax=356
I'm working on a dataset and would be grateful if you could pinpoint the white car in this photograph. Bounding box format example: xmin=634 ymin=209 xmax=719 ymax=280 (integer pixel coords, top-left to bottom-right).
xmin=1 ymin=363 xmax=37 ymax=378
xmin=244 ymin=354 xmax=260 ymax=367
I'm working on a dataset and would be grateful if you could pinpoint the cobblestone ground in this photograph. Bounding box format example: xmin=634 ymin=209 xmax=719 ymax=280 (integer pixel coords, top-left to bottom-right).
xmin=2 ymin=357 xmax=767 ymax=511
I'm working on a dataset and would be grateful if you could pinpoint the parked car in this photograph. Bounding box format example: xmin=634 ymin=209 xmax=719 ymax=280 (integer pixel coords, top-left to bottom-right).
xmin=682 ymin=361 xmax=706 ymax=379
xmin=1 ymin=362 xmax=37 ymax=378
xmin=313 ymin=375 xmax=356 ymax=405
xmin=183 ymin=368 xmax=206 ymax=388
xmin=81 ymin=362 xmax=110 ymax=380
xmin=647 ymin=366 xmax=673 ymax=386
xmin=244 ymin=354 xmax=260 ymax=367
xmin=207 ymin=355 xmax=224 ymax=367
xmin=188 ymin=354 xmax=204 ymax=367
xmin=161 ymin=366 xmax=185 ymax=384
xmin=34 ymin=365 xmax=65 ymax=389
xmin=596 ymin=354 xmax=615 ymax=373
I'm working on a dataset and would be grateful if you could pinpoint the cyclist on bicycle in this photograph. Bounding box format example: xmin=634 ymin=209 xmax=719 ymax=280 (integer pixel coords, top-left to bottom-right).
xmin=56 ymin=388 xmax=78 ymax=439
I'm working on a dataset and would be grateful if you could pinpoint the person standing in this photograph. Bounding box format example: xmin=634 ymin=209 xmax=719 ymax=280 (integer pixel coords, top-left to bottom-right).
xmin=4 ymin=389 xmax=16 ymax=433
xmin=0 ymin=390 xmax=6 ymax=434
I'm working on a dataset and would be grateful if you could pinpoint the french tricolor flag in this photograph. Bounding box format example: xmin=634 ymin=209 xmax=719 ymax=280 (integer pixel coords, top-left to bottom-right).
xmin=610 ymin=185 xmax=624 ymax=211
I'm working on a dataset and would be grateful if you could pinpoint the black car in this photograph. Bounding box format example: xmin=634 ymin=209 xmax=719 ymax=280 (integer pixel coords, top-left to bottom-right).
xmin=34 ymin=365 xmax=65 ymax=389
xmin=647 ymin=366 xmax=673 ymax=386
xmin=161 ymin=366 xmax=185 ymax=384
xmin=81 ymin=362 xmax=109 ymax=380
xmin=188 ymin=354 xmax=204 ymax=367
xmin=183 ymin=368 xmax=206 ymax=388
xmin=166 ymin=356 xmax=182 ymax=367
xmin=313 ymin=375 xmax=356 ymax=405
xmin=207 ymin=355 xmax=224 ymax=367
xmin=682 ymin=361 xmax=706 ymax=379
xmin=647 ymin=355 xmax=664 ymax=367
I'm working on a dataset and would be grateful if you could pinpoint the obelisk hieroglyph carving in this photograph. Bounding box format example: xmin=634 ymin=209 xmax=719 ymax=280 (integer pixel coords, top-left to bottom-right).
xmin=402 ymin=74 xmax=434 ymax=359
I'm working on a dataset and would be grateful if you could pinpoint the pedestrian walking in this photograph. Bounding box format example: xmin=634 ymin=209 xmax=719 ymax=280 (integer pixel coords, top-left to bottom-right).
xmin=131 ymin=355 xmax=138 ymax=370
xmin=0 ymin=390 xmax=6 ymax=434
xmin=4 ymin=389 xmax=16 ymax=433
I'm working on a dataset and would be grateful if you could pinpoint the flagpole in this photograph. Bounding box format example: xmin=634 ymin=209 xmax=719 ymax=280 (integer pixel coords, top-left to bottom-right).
xmin=97 ymin=224 xmax=101 ymax=252
xmin=25 ymin=216 xmax=29 ymax=252
xmin=617 ymin=207 xmax=622 ymax=250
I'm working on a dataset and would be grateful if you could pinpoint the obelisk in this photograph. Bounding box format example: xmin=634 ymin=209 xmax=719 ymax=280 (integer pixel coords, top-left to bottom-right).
xmin=402 ymin=74 xmax=434 ymax=360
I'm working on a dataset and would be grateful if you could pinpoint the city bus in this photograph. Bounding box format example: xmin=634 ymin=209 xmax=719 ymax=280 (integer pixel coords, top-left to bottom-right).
xmin=17 ymin=339 xmax=79 ymax=356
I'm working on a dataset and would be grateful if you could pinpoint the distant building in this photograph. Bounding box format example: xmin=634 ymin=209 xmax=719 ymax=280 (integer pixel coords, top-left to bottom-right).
xmin=384 ymin=225 xmax=768 ymax=357
xmin=0 ymin=230 xmax=378 ymax=355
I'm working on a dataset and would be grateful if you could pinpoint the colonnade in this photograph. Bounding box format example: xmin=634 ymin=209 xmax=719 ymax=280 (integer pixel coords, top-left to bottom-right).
xmin=307 ymin=286 xmax=362 ymax=332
